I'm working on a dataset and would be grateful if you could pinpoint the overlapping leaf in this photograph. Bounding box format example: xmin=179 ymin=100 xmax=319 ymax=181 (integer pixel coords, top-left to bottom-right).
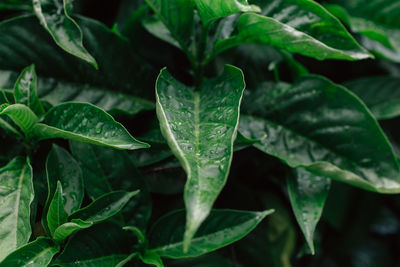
xmin=47 ymin=181 xmax=69 ymax=236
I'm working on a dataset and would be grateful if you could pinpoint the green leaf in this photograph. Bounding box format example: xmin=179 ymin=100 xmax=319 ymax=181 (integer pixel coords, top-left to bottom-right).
xmin=239 ymin=77 xmax=400 ymax=193
xmin=0 ymin=0 xmax=31 ymax=10
xmin=140 ymin=250 xmax=164 ymax=267
xmin=287 ymin=168 xmax=331 ymax=255
xmin=344 ymin=76 xmax=400 ymax=120
xmin=69 ymin=190 xmax=140 ymax=224
xmin=32 ymin=0 xmax=98 ymax=68
xmin=155 ymin=65 xmax=245 ymax=250
xmin=0 ymin=237 xmax=59 ymax=267
xmin=53 ymin=219 xmax=93 ymax=243
xmin=54 ymin=222 xmax=131 ymax=266
xmin=0 ymin=157 xmax=33 ymax=261
xmin=193 ymin=0 xmax=260 ymax=26
xmin=31 ymin=102 xmax=149 ymax=150
xmin=13 ymin=65 xmax=45 ymax=116
xmin=148 ymin=209 xmax=273 ymax=258
xmin=213 ymin=0 xmax=371 ymax=61
xmin=0 ymin=104 xmax=38 ymax=135
xmin=47 ymin=181 xmax=68 ymax=237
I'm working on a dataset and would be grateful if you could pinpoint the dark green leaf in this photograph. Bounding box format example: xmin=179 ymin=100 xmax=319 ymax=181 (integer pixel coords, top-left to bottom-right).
xmin=31 ymin=102 xmax=150 ymax=150
xmin=148 ymin=209 xmax=273 ymax=258
xmin=213 ymin=0 xmax=371 ymax=61
xmin=0 ymin=0 xmax=31 ymax=10
xmin=239 ymin=77 xmax=400 ymax=193
xmin=32 ymin=0 xmax=98 ymax=68
xmin=53 ymin=219 xmax=93 ymax=243
xmin=0 ymin=237 xmax=59 ymax=267
xmin=13 ymin=65 xmax=44 ymax=116
xmin=0 ymin=157 xmax=33 ymax=261
xmin=345 ymin=76 xmax=400 ymax=120
xmin=155 ymin=65 xmax=245 ymax=249
xmin=47 ymin=181 xmax=68 ymax=237
xmin=287 ymin=168 xmax=331 ymax=255
xmin=0 ymin=104 xmax=38 ymax=135
xmin=69 ymin=190 xmax=139 ymax=224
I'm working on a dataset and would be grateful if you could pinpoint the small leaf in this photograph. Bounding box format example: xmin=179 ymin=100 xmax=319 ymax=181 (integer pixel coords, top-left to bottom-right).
xmin=0 ymin=157 xmax=34 ymax=261
xmin=31 ymin=102 xmax=150 ymax=150
xmin=13 ymin=64 xmax=45 ymax=116
xmin=47 ymin=181 xmax=68 ymax=237
xmin=53 ymin=219 xmax=93 ymax=243
xmin=287 ymin=168 xmax=331 ymax=255
xmin=148 ymin=209 xmax=273 ymax=258
xmin=32 ymin=0 xmax=98 ymax=68
xmin=0 ymin=104 xmax=38 ymax=135
xmin=0 ymin=237 xmax=59 ymax=267
xmin=156 ymin=66 xmax=245 ymax=250
xmin=69 ymin=190 xmax=140 ymax=224
xmin=140 ymin=250 xmax=164 ymax=267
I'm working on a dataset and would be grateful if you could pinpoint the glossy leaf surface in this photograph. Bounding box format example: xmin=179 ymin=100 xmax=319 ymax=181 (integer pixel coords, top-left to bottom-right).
xmin=156 ymin=66 xmax=245 ymax=249
xmin=0 ymin=157 xmax=33 ymax=261
xmin=69 ymin=190 xmax=139 ymax=223
xmin=148 ymin=209 xmax=273 ymax=258
xmin=214 ymin=0 xmax=371 ymax=61
xmin=0 ymin=104 xmax=38 ymax=135
xmin=287 ymin=168 xmax=331 ymax=254
xmin=13 ymin=65 xmax=44 ymax=116
xmin=53 ymin=219 xmax=93 ymax=243
xmin=31 ymin=102 xmax=149 ymax=150
xmin=47 ymin=181 xmax=68 ymax=237
xmin=0 ymin=237 xmax=59 ymax=267
xmin=345 ymin=76 xmax=400 ymax=120
xmin=239 ymin=77 xmax=400 ymax=193
xmin=33 ymin=0 xmax=98 ymax=67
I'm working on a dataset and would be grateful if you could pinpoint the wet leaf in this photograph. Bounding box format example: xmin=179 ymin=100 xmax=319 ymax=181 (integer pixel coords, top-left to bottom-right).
xmin=47 ymin=181 xmax=68 ymax=237
xmin=0 ymin=104 xmax=38 ymax=135
xmin=53 ymin=219 xmax=93 ymax=243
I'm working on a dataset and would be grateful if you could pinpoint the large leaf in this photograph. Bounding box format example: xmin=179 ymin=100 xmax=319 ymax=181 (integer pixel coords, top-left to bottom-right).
xmin=212 ymin=0 xmax=371 ymax=61
xmin=32 ymin=0 xmax=97 ymax=68
xmin=148 ymin=209 xmax=273 ymax=258
xmin=155 ymin=65 xmax=245 ymax=249
xmin=239 ymin=77 xmax=400 ymax=193
xmin=0 ymin=104 xmax=38 ymax=135
xmin=13 ymin=64 xmax=45 ymax=116
xmin=0 ymin=0 xmax=31 ymax=10
xmin=0 ymin=15 xmax=155 ymax=115
xmin=53 ymin=219 xmax=93 ymax=243
xmin=326 ymin=1 xmax=400 ymax=62
xmin=287 ymin=168 xmax=331 ymax=255
xmin=31 ymin=102 xmax=149 ymax=150
xmin=0 ymin=157 xmax=33 ymax=261
xmin=47 ymin=181 xmax=68 ymax=237
xmin=0 ymin=237 xmax=59 ymax=267
xmin=344 ymin=76 xmax=400 ymax=120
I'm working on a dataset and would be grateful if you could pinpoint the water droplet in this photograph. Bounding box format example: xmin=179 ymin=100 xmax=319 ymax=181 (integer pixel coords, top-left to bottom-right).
xmin=95 ymin=122 xmax=104 ymax=134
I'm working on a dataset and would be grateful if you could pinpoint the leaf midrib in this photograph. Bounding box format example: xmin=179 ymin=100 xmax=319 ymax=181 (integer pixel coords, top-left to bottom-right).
xmin=13 ymin=163 xmax=27 ymax=248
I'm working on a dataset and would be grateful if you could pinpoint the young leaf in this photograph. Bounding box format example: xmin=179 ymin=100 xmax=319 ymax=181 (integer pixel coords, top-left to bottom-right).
xmin=148 ymin=209 xmax=274 ymax=258
xmin=0 ymin=104 xmax=38 ymax=135
xmin=287 ymin=168 xmax=331 ymax=255
xmin=155 ymin=65 xmax=245 ymax=250
xmin=0 ymin=237 xmax=59 ymax=267
xmin=193 ymin=0 xmax=260 ymax=26
xmin=69 ymin=190 xmax=140 ymax=224
xmin=213 ymin=0 xmax=372 ymax=61
xmin=13 ymin=65 xmax=45 ymax=116
xmin=239 ymin=77 xmax=400 ymax=193
xmin=344 ymin=76 xmax=400 ymax=120
xmin=140 ymin=250 xmax=164 ymax=267
xmin=53 ymin=219 xmax=93 ymax=243
xmin=31 ymin=102 xmax=150 ymax=150
xmin=0 ymin=157 xmax=34 ymax=261
xmin=47 ymin=181 xmax=68 ymax=237
xmin=32 ymin=0 xmax=98 ymax=68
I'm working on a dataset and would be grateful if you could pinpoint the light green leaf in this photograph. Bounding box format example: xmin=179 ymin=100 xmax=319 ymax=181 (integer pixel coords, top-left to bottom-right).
xmin=287 ymin=168 xmax=331 ymax=255
xmin=32 ymin=0 xmax=98 ymax=68
xmin=345 ymin=76 xmax=400 ymax=120
xmin=193 ymin=0 xmax=260 ymax=26
xmin=69 ymin=190 xmax=140 ymax=224
xmin=239 ymin=76 xmax=400 ymax=193
xmin=53 ymin=219 xmax=93 ymax=243
xmin=140 ymin=250 xmax=164 ymax=267
xmin=0 ymin=104 xmax=38 ymax=135
xmin=148 ymin=209 xmax=273 ymax=258
xmin=31 ymin=102 xmax=149 ymax=150
xmin=213 ymin=0 xmax=371 ymax=61
xmin=47 ymin=181 xmax=68 ymax=237
xmin=155 ymin=65 xmax=245 ymax=250
xmin=0 ymin=157 xmax=33 ymax=261
xmin=13 ymin=65 xmax=45 ymax=116
xmin=0 ymin=237 xmax=59 ymax=267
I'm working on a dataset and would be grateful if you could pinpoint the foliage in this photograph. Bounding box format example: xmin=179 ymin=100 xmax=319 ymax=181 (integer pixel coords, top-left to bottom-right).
xmin=0 ymin=0 xmax=400 ymax=266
